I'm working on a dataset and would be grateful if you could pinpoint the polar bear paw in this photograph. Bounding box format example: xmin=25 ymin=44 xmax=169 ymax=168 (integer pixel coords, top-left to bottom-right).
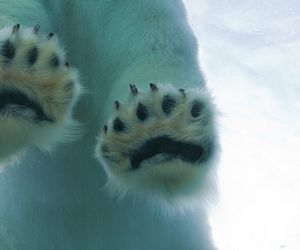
xmin=0 ymin=24 xmax=82 ymax=161
xmin=96 ymin=83 xmax=218 ymax=203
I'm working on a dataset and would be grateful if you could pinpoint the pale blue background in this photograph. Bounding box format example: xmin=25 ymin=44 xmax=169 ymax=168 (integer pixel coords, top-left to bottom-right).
xmin=184 ymin=0 xmax=300 ymax=249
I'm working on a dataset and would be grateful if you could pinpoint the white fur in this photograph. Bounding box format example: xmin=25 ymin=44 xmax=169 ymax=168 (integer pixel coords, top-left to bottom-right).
xmin=0 ymin=1 xmax=218 ymax=250
xmin=96 ymin=83 xmax=218 ymax=208
xmin=0 ymin=25 xmax=82 ymax=162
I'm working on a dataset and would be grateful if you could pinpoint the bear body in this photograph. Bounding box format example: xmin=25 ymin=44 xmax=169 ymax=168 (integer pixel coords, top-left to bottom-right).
xmin=0 ymin=1 xmax=217 ymax=249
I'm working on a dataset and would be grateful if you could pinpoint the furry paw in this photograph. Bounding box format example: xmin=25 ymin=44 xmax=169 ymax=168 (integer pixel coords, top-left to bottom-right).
xmin=96 ymin=83 xmax=218 ymax=204
xmin=0 ymin=24 xmax=82 ymax=161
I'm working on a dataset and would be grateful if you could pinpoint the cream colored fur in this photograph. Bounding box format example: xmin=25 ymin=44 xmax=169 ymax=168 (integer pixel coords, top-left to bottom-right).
xmin=0 ymin=25 xmax=82 ymax=162
xmin=96 ymin=83 xmax=218 ymax=206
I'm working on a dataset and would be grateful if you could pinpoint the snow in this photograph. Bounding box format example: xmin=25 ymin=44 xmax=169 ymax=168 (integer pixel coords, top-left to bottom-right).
xmin=183 ymin=0 xmax=300 ymax=249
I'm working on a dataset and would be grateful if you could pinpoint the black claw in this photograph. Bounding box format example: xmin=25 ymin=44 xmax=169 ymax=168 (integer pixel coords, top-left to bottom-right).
xmin=191 ymin=101 xmax=204 ymax=118
xmin=161 ymin=95 xmax=177 ymax=115
xmin=33 ymin=24 xmax=40 ymax=34
xmin=136 ymin=103 xmax=148 ymax=121
xmin=113 ymin=118 xmax=127 ymax=132
xmin=1 ymin=40 xmax=15 ymax=62
xmin=114 ymin=100 xmax=120 ymax=110
xmin=49 ymin=55 xmax=59 ymax=67
xmin=103 ymin=125 xmax=108 ymax=133
xmin=47 ymin=32 xmax=55 ymax=39
xmin=65 ymin=62 xmax=71 ymax=68
xmin=130 ymin=84 xmax=138 ymax=95
xmin=27 ymin=47 xmax=38 ymax=65
xmin=179 ymin=88 xmax=186 ymax=97
xmin=12 ymin=23 xmax=20 ymax=33
xmin=150 ymin=83 xmax=158 ymax=91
